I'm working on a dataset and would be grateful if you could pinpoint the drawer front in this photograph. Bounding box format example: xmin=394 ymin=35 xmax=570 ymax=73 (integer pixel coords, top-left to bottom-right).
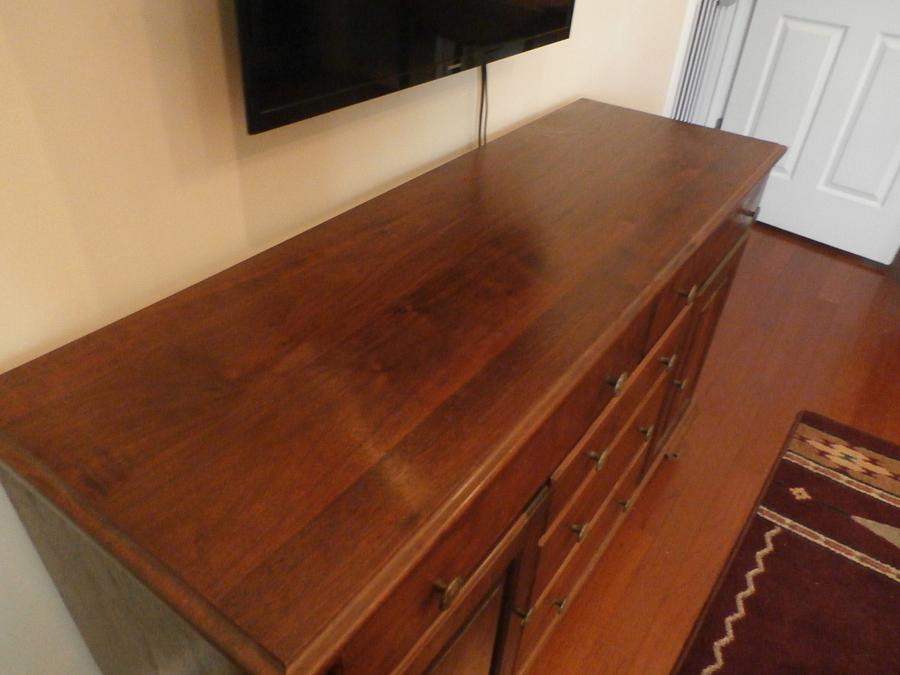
xmin=534 ymin=368 xmax=672 ymax=596
xmin=518 ymin=448 xmax=648 ymax=672
xmin=511 ymin=299 xmax=654 ymax=520
xmin=571 ymin=302 xmax=653 ymax=432
xmin=645 ymin=183 xmax=761 ymax=350
xmin=547 ymin=304 xmax=692 ymax=523
xmin=588 ymin=370 xmax=669 ymax=529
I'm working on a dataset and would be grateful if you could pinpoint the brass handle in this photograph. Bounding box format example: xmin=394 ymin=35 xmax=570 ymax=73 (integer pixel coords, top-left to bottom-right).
xmin=552 ymin=597 xmax=568 ymax=614
xmin=639 ymin=424 xmax=655 ymax=441
xmin=606 ymin=371 xmax=629 ymax=396
xmin=513 ymin=606 xmax=534 ymax=626
xmin=678 ymin=284 xmax=699 ymax=304
xmin=587 ymin=449 xmax=609 ymax=472
xmin=674 ymin=377 xmax=689 ymax=390
xmin=619 ymin=497 xmax=634 ymax=513
xmin=740 ymin=206 xmax=761 ymax=220
xmin=570 ymin=522 xmax=588 ymax=542
xmin=659 ymin=353 xmax=678 ymax=371
xmin=434 ymin=577 xmax=464 ymax=610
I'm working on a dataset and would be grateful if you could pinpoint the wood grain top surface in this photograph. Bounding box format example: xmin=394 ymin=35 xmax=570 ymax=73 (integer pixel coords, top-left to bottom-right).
xmin=0 ymin=100 xmax=783 ymax=673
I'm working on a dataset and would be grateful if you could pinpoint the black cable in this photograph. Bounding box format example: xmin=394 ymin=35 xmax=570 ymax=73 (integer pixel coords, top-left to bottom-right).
xmin=482 ymin=63 xmax=489 ymax=146
xmin=477 ymin=66 xmax=483 ymax=147
xmin=478 ymin=63 xmax=489 ymax=147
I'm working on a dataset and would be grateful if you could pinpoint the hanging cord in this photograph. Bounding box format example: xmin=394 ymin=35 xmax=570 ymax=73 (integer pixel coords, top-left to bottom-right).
xmin=478 ymin=63 xmax=489 ymax=147
xmin=482 ymin=63 xmax=489 ymax=145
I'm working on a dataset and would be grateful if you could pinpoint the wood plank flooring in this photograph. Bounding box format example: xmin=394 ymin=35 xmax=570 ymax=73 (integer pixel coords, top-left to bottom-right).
xmin=528 ymin=224 xmax=900 ymax=674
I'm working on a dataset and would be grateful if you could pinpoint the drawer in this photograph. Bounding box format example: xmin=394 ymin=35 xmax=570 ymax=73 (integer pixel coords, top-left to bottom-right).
xmin=547 ymin=303 xmax=692 ymax=523
xmin=517 ymin=552 xmax=577 ymax=670
xmin=645 ymin=184 xmax=761 ymax=350
xmin=573 ymin=302 xmax=653 ymax=429
xmin=535 ymin=368 xmax=673 ymax=596
xmin=518 ymin=448 xmax=648 ymax=672
xmin=512 ymin=301 xmax=654 ymax=521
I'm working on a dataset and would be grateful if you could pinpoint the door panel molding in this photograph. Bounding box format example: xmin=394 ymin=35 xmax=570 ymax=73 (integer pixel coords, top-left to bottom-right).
xmin=745 ymin=16 xmax=846 ymax=179
xmin=819 ymin=33 xmax=900 ymax=207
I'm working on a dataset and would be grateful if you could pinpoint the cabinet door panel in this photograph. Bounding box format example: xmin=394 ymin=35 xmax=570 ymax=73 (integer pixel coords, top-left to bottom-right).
xmin=388 ymin=488 xmax=548 ymax=675
xmin=426 ymin=582 xmax=505 ymax=675
xmin=655 ymin=237 xmax=747 ymax=451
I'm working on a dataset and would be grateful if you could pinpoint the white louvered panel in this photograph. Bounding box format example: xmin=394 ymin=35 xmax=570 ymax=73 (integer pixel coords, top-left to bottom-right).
xmin=673 ymin=0 xmax=727 ymax=122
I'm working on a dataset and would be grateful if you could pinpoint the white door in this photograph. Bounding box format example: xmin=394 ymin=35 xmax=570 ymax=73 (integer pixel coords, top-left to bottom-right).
xmin=722 ymin=0 xmax=900 ymax=264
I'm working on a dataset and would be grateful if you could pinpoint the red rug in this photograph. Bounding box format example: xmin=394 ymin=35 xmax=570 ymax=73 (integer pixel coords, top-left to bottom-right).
xmin=674 ymin=412 xmax=900 ymax=674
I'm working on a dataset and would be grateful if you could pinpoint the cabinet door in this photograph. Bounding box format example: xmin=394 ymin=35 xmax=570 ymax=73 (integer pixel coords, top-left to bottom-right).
xmin=425 ymin=574 xmax=510 ymax=675
xmin=652 ymin=239 xmax=746 ymax=457
xmin=395 ymin=488 xmax=549 ymax=675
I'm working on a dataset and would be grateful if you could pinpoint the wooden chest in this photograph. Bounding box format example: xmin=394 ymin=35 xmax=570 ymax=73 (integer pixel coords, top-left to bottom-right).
xmin=0 ymin=100 xmax=783 ymax=674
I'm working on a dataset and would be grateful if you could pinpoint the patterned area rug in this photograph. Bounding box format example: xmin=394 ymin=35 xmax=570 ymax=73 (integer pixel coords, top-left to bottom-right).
xmin=674 ymin=412 xmax=900 ymax=674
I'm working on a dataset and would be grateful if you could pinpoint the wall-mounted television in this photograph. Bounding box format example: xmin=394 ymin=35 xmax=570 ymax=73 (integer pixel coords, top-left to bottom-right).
xmin=235 ymin=1 xmax=577 ymax=134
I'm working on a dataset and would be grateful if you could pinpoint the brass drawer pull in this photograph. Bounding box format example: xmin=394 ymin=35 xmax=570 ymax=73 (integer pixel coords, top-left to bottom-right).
xmin=587 ymin=449 xmax=609 ymax=471
xmin=639 ymin=424 xmax=655 ymax=441
xmin=619 ymin=497 xmax=634 ymax=513
xmin=513 ymin=606 xmax=534 ymax=626
xmin=674 ymin=377 xmax=689 ymax=390
xmin=678 ymin=284 xmax=699 ymax=304
xmin=570 ymin=522 xmax=588 ymax=542
xmin=606 ymin=371 xmax=629 ymax=396
xmin=433 ymin=577 xmax=464 ymax=610
xmin=552 ymin=597 xmax=568 ymax=614
xmin=659 ymin=353 xmax=678 ymax=371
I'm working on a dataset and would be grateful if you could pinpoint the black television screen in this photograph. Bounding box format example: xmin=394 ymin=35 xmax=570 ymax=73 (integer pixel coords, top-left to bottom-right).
xmin=235 ymin=1 xmax=577 ymax=134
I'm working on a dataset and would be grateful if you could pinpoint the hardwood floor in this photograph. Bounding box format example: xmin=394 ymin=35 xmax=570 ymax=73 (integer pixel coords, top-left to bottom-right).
xmin=528 ymin=224 xmax=900 ymax=674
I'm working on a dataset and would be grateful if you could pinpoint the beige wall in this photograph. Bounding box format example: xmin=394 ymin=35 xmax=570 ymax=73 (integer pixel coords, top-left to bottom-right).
xmin=0 ymin=1 xmax=690 ymax=672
